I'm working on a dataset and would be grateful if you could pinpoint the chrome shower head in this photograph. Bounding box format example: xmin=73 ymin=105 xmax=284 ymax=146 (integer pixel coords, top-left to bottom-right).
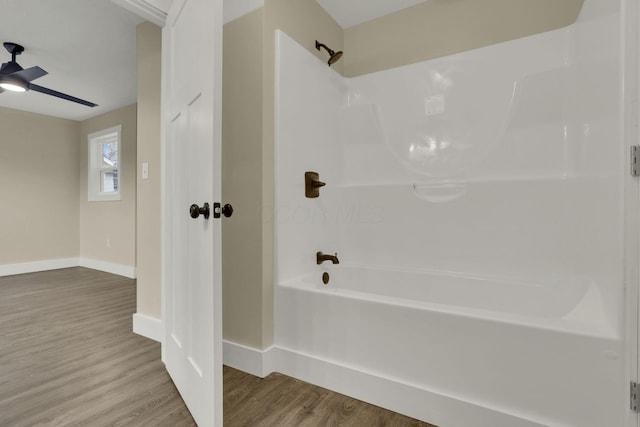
xmin=315 ymin=40 xmax=343 ymax=67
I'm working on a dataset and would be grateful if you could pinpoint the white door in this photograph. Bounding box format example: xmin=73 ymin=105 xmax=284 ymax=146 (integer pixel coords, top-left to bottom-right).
xmin=162 ymin=0 xmax=223 ymax=425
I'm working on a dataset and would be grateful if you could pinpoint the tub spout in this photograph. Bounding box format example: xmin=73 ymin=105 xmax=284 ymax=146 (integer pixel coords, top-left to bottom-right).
xmin=317 ymin=251 xmax=339 ymax=265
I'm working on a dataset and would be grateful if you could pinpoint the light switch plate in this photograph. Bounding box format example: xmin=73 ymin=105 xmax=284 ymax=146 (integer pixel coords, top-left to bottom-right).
xmin=142 ymin=162 xmax=149 ymax=179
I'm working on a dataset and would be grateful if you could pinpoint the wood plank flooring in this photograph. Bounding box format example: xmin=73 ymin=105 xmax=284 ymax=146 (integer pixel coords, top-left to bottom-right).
xmin=0 ymin=267 xmax=194 ymax=427
xmin=224 ymin=366 xmax=435 ymax=427
xmin=0 ymin=267 xmax=435 ymax=426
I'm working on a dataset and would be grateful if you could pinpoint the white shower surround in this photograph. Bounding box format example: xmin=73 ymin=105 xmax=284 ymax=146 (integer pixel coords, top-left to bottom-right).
xmin=273 ymin=1 xmax=629 ymax=426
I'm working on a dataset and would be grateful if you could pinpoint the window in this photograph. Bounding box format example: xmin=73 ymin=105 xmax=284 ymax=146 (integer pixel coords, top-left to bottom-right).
xmin=88 ymin=125 xmax=122 ymax=201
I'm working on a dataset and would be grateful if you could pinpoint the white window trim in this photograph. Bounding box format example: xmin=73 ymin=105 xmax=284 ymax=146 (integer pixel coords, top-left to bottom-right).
xmin=88 ymin=125 xmax=122 ymax=202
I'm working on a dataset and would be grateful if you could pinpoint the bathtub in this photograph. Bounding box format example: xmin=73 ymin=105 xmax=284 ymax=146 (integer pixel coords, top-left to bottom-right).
xmin=285 ymin=266 xmax=616 ymax=336
xmin=274 ymin=266 xmax=622 ymax=427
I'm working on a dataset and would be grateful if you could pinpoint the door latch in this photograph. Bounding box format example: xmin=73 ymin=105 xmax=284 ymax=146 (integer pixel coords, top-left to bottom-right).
xmin=213 ymin=202 xmax=233 ymax=219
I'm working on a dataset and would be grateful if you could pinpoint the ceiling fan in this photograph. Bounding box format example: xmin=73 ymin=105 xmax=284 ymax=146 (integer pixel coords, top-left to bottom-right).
xmin=0 ymin=42 xmax=97 ymax=107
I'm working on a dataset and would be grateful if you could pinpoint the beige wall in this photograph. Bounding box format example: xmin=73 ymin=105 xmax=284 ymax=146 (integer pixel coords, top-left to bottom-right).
xmin=79 ymin=104 xmax=137 ymax=268
xmin=136 ymin=22 xmax=162 ymax=319
xmin=0 ymin=107 xmax=80 ymax=264
xmin=222 ymin=9 xmax=265 ymax=347
xmin=343 ymin=0 xmax=585 ymax=77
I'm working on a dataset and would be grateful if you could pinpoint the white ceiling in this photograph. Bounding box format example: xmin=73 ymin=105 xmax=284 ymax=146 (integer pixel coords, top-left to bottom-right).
xmin=0 ymin=0 xmax=143 ymax=121
xmin=0 ymin=0 xmax=428 ymax=121
xmin=315 ymin=0 xmax=428 ymax=28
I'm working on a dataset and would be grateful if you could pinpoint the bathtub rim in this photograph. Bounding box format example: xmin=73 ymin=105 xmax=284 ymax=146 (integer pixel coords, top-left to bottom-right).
xmin=278 ymin=265 xmax=619 ymax=340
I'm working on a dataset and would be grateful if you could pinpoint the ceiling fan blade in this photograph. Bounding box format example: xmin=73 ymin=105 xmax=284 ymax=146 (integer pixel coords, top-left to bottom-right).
xmin=13 ymin=66 xmax=47 ymax=82
xmin=28 ymin=83 xmax=97 ymax=107
xmin=0 ymin=87 xmax=4 ymax=94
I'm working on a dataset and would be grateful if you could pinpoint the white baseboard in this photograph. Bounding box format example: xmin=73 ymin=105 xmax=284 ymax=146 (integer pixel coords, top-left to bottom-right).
xmin=0 ymin=258 xmax=137 ymax=279
xmin=223 ymin=340 xmax=274 ymax=378
xmin=274 ymin=347 xmax=548 ymax=427
xmin=79 ymin=258 xmax=136 ymax=279
xmin=0 ymin=258 xmax=80 ymax=277
xmin=222 ymin=341 xmax=544 ymax=427
xmin=133 ymin=313 xmax=163 ymax=342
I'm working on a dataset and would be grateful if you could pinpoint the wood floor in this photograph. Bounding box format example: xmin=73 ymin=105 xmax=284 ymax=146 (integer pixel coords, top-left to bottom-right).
xmin=0 ymin=267 xmax=194 ymax=426
xmin=0 ymin=267 xmax=435 ymax=426
xmin=224 ymin=367 xmax=435 ymax=427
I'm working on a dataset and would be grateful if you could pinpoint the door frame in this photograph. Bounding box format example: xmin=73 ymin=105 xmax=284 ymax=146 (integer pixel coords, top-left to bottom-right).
xmin=624 ymin=0 xmax=640 ymax=426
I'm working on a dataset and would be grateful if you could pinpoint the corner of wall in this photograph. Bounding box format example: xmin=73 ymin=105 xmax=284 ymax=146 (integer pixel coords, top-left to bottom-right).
xmin=136 ymin=19 xmax=163 ymax=320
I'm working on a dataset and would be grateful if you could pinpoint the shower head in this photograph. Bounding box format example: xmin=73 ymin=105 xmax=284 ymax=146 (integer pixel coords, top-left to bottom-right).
xmin=315 ymin=40 xmax=343 ymax=66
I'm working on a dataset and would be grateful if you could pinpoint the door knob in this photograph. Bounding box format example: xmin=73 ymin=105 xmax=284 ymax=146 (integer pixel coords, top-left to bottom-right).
xmin=213 ymin=202 xmax=233 ymax=218
xmin=190 ymin=202 xmax=210 ymax=219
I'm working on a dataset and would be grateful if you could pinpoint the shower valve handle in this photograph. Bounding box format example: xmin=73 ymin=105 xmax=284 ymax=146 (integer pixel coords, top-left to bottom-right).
xmin=305 ymin=171 xmax=326 ymax=198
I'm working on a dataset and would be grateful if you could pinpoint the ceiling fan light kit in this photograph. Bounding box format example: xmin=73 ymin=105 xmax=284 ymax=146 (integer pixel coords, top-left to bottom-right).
xmin=0 ymin=42 xmax=97 ymax=107
xmin=0 ymin=78 xmax=27 ymax=92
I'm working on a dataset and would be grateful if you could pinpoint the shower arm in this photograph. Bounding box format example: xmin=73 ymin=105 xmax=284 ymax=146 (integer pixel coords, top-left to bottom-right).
xmin=315 ymin=40 xmax=343 ymax=66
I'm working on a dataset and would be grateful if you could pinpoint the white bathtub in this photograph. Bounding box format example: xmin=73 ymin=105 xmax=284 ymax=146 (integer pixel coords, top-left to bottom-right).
xmin=286 ymin=265 xmax=616 ymax=337
xmin=275 ymin=266 xmax=623 ymax=427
